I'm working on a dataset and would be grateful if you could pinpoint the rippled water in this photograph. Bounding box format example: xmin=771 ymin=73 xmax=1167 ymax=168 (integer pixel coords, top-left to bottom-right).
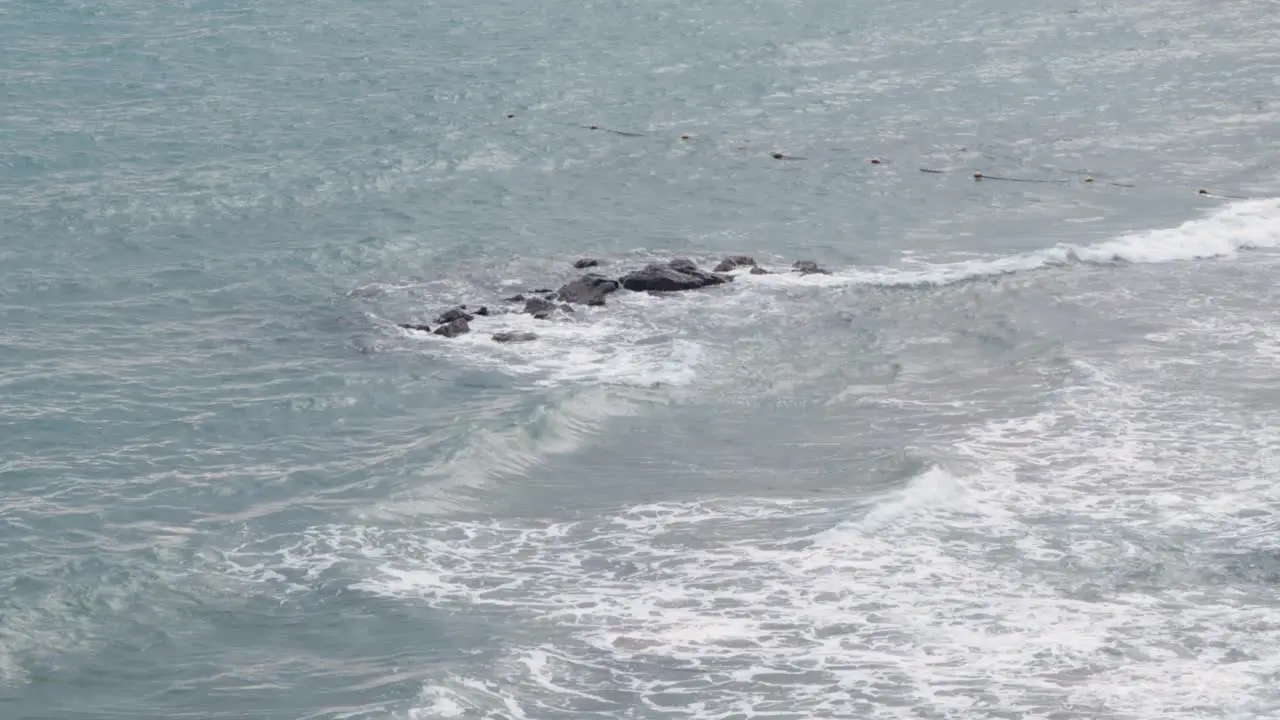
xmin=3 ymin=0 xmax=1280 ymax=717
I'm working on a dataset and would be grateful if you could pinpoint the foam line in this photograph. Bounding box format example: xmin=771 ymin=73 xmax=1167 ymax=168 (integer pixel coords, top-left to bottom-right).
xmin=384 ymin=197 xmax=1279 ymax=396
xmin=743 ymin=196 xmax=1280 ymax=289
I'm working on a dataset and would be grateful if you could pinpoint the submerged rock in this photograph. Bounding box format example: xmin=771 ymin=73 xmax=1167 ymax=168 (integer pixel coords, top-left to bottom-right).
xmin=556 ymin=273 xmax=620 ymax=306
xmin=792 ymin=260 xmax=831 ymax=275
xmin=713 ymin=255 xmax=758 ymax=272
xmin=433 ymin=318 xmax=470 ymax=338
xmin=394 ymin=254 xmax=792 ymax=348
xmin=492 ymin=331 xmax=538 ymax=343
xmin=522 ymin=296 xmax=557 ymax=319
xmin=435 ymin=307 xmax=474 ymax=324
xmin=749 ymin=266 xmax=770 ymax=275
xmin=619 ymin=258 xmax=731 ymax=293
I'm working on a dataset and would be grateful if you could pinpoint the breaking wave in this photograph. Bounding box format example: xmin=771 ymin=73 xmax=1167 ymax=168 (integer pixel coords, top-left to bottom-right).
xmin=371 ymin=197 xmax=1280 ymax=393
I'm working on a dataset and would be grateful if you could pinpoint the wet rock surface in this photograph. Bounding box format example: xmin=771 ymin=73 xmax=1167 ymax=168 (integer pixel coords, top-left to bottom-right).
xmin=713 ymin=255 xmax=757 ymax=272
xmin=393 ymin=255 xmax=824 ymax=340
xmin=492 ymin=331 xmax=538 ymax=343
xmin=522 ymin=296 xmax=558 ymax=319
xmin=619 ymin=258 xmax=731 ymax=292
xmin=556 ymin=273 xmax=620 ymax=306
xmin=435 ymin=307 xmax=473 ymax=324
xmin=432 ymin=318 xmax=470 ymax=338
xmin=792 ymin=260 xmax=831 ymax=275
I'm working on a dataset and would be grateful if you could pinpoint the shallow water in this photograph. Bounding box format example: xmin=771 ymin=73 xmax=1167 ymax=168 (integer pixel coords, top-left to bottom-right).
xmin=3 ymin=0 xmax=1280 ymax=717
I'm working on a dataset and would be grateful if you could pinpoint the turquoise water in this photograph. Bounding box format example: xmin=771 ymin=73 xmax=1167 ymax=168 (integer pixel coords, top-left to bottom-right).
xmin=3 ymin=0 xmax=1280 ymax=717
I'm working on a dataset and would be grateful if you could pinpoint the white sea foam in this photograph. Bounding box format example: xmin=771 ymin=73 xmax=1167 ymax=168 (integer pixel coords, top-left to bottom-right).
xmin=229 ymin=393 xmax=1280 ymax=719
xmin=744 ymin=196 xmax=1280 ymax=289
xmin=391 ymin=196 xmax=1280 ymax=395
xmin=232 ymin=451 xmax=1280 ymax=719
xmin=380 ymin=295 xmax=714 ymax=515
xmin=238 ymin=258 xmax=1280 ymax=716
xmin=453 ymin=200 xmax=1264 ymax=406
xmin=372 ymin=196 xmax=1280 ymax=517
xmin=398 ymin=301 xmax=709 ymax=391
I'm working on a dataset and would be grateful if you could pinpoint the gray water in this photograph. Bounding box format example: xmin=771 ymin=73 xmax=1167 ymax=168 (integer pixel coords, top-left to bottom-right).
xmin=3 ymin=0 xmax=1280 ymax=717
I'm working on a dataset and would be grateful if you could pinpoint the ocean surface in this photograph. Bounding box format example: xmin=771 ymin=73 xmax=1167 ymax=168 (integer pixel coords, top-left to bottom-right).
xmin=4 ymin=0 xmax=1280 ymax=717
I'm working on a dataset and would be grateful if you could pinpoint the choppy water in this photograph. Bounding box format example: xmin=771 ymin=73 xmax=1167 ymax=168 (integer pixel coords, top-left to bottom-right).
xmin=3 ymin=0 xmax=1280 ymax=717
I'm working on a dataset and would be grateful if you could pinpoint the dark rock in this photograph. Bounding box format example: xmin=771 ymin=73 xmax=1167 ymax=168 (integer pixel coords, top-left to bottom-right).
xmin=509 ymin=290 xmax=555 ymax=302
xmin=792 ymin=260 xmax=832 ymax=275
xmin=556 ymin=273 xmax=620 ymax=305
xmin=433 ymin=318 xmax=470 ymax=338
xmin=572 ymin=258 xmax=601 ymax=269
xmin=559 ymin=303 xmax=575 ymax=313
xmin=473 ymin=306 xmax=490 ymax=316
xmin=523 ymin=296 xmax=557 ymax=319
xmin=493 ymin=331 xmax=538 ymax=343
xmin=713 ymin=255 xmax=758 ymax=272
xmin=398 ymin=323 xmax=431 ymax=332
xmin=749 ymin=266 xmax=770 ymax=275
xmin=620 ymin=258 xmax=732 ymax=293
xmin=523 ymin=296 xmax=556 ymax=314
xmin=435 ymin=307 xmax=474 ymax=324
xmin=668 ymin=257 xmax=699 ymax=274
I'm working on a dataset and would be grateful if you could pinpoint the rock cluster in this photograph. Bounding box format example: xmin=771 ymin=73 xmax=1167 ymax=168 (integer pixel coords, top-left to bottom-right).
xmin=395 ymin=256 xmax=831 ymax=341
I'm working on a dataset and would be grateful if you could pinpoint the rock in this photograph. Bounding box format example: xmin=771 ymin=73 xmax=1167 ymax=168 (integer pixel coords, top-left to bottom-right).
xmin=667 ymin=257 xmax=699 ymax=274
xmin=509 ymin=290 xmax=555 ymax=302
xmin=492 ymin=331 xmax=538 ymax=343
xmin=433 ymin=318 xmax=470 ymax=338
xmin=792 ymin=260 xmax=831 ymax=275
xmin=619 ymin=258 xmax=732 ymax=293
xmin=559 ymin=303 xmax=575 ymax=313
xmin=398 ymin=323 xmax=431 ymax=332
xmin=522 ymin=296 xmax=557 ymax=319
xmin=556 ymin=273 xmax=620 ymax=305
xmin=749 ymin=266 xmax=770 ymax=275
xmin=713 ymin=255 xmax=757 ymax=272
xmin=435 ymin=307 xmax=474 ymax=324
xmin=473 ymin=306 xmax=490 ymax=316
xmin=572 ymin=258 xmax=600 ymax=269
